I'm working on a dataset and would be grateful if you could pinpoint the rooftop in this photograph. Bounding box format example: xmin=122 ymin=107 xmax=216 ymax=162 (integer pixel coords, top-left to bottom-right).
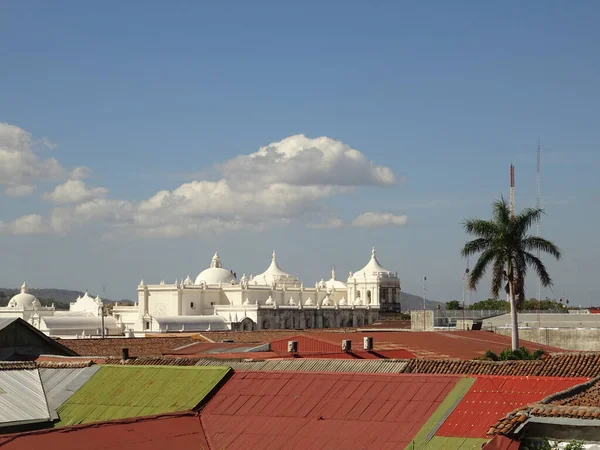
xmin=199 ymin=330 xmax=562 ymax=359
xmin=54 ymin=365 xmax=231 ymax=427
xmin=0 ymin=412 xmax=210 ymax=449
xmin=200 ymin=371 xmax=462 ymax=449
xmin=489 ymin=375 xmax=600 ymax=436
xmin=57 ymin=336 xmax=202 ymax=357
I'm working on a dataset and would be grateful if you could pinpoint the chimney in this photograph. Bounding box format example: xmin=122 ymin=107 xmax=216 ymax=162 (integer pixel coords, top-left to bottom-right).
xmin=288 ymin=341 xmax=298 ymax=354
xmin=342 ymin=340 xmax=352 ymax=352
xmin=121 ymin=347 xmax=129 ymax=362
xmin=363 ymin=337 xmax=373 ymax=352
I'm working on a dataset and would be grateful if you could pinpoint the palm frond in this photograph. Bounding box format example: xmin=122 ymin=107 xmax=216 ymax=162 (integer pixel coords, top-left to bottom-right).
xmin=462 ymin=219 xmax=499 ymax=239
xmin=461 ymin=238 xmax=492 ymax=257
xmin=468 ymin=248 xmax=497 ymax=290
xmin=492 ymin=196 xmax=511 ymax=226
xmin=490 ymin=255 xmax=505 ymax=298
xmin=514 ymin=207 xmax=544 ymax=236
xmin=522 ymin=236 xmax=562 ymax=260
xmin=524 ymin=251 xmax=553 ymax=287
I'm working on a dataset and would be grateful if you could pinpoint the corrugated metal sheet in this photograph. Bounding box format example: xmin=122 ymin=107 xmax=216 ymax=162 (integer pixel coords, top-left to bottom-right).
xmin=0 ymin=413 xmax=211 ymax=449
xmin=39 ymin=367 xmax=100 ymax=419
xmin=201 ymin=371 xmax=460 ymax=449
xmin=409 ymin=377 xmax=475 ymax=448
xmin=193 ymin=358 xmax=409 ymax=373
xmin=0 ymin=369 xmax=51 ymax=427
xmin=55 ymin=365 xmax=231 ymax=427
xmin=420 ymin=436 xmax=489 ymax=449
xmin=436 ymin=376 xmax=588 ymax=438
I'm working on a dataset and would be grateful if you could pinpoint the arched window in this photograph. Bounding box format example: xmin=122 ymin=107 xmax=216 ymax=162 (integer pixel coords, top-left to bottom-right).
xmin=367 ymin=290 xmax=372 ymax=303
xmin=190 ymin=302 xmax=194 ymax=309
xmin=262 ymin=319 xmax=270 ymax=329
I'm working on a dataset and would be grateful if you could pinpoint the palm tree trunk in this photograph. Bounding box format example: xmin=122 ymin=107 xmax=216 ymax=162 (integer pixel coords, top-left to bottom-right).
xmin=509 ymin=280 xmax=519 ymax=351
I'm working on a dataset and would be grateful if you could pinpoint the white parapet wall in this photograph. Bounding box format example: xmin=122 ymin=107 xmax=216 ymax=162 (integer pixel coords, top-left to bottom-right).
xmin=411 ymin=310 xmax=434 ymax=331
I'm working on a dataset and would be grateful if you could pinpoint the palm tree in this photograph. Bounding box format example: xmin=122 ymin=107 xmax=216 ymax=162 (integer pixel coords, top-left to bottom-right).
xmin=461 ymin=197 xmax=561 ymax=350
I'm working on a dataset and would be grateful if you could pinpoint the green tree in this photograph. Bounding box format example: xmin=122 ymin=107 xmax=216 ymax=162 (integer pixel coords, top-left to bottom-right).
xmin=461 ymin=197 xmax=561 ymax=351
xmin=446 ymin=300 xmax=462 ymax=310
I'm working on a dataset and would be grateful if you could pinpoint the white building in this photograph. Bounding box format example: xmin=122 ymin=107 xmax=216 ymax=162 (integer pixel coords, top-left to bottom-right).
xmin=112 ymin=248 xmax=401 ymax=336
xmin=0 ymin=283 xmax=119 ymax=338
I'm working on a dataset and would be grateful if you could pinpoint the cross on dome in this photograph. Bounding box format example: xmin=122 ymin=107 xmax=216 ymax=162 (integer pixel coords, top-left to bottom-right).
xmin=272 ymin=250 xmax=276 ymax=261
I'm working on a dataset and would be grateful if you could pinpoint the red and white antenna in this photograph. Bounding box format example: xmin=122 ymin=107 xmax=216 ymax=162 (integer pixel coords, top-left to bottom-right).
xmin=510 ymin=164 xmax=515 ymax=221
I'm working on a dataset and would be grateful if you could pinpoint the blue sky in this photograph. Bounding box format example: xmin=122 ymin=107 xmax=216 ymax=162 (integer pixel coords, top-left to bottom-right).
xmin=1 ymin=1 xmax=599 ymax=304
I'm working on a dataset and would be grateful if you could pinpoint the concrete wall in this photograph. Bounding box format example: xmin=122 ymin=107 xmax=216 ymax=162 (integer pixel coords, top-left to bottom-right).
xmin=495 ymin=327 xmax=600 ymax=351
xmin=411 ymin=310 xmax=434 ymax=331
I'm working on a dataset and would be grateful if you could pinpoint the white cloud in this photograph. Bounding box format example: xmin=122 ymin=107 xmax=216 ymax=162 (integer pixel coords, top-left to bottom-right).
xmin=1 ymin=133 xmax=402 ymax=238
xmin=352 ymin=212 xmax=408 ymax=227
xmin=43 ymin=179 xmax=108 ymax=204
xmin=221 ymin=134 xmax=396 ymax=190
xmin=0 ymin=123 xmax=65 ymax=195
xmin=4 ymin=184 xmax=36 ymax=197
xmin=0 ymin=214 xmax=46 ymax=235
xmin=69 ymin=166 xmax=92 ymax=180
xmin=306 ymin=217 xmax=344 ymax=229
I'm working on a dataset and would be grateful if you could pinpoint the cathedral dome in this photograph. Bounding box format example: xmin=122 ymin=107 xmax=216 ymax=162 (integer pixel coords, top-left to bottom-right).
xmin=9 ymin=282 xmax=38 ymax=310
xmin=195 ymin=252 xmax=236 ymax=285
xmin=253 ymin=251 xmax=299 ymax=286
xmin=325 ymin=268 xmax=347 ymax=291
xmin=350 ymin=247 xmax=395 ymax=280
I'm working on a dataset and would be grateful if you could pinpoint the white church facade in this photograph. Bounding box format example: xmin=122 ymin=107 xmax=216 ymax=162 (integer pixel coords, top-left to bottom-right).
xmin=113 ymin=248 xmax=401 ymax=335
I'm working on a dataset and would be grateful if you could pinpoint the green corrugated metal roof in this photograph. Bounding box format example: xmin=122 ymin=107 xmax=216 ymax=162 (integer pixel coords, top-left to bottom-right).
xmin=55 ymin=365 xmax=230 ymax=427
xmin=418 ymin=437 xmax=489 ymax=450
xmin=406 ymin=377 xmax=476 ymax=450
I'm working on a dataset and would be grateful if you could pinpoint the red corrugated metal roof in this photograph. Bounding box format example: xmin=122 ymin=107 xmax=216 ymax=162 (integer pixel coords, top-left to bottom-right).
xmin=290 ymin=331 xmax=564 ymax=359
xmin=436 ymin=376 xmax=589 ymax=438
xmin=0 ymin=412 xmax=209 ymax=449
xmin=201 ymin=371 xmax=460 ymax=449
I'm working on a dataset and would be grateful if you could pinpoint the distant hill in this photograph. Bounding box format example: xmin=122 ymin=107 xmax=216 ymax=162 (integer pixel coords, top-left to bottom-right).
xmin=0 ymin=287 xmax=134 ymax=310
xmin=400 ymin=291 xmax=444 ymax=311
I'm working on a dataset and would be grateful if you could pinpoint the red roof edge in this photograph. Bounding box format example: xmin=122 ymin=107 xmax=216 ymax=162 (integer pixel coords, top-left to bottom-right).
xmin=0 ymin=411 xmax=199 ymax=444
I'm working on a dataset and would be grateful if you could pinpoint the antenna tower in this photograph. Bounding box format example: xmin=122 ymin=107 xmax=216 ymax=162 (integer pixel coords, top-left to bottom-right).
xmin=510 ymin=164 xmax=515 ymax=220
xmin=536 ymin=140 xmax=541 ymax=301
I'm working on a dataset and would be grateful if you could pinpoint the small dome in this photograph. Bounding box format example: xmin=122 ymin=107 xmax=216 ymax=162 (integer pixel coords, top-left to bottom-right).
xmin=322 ymin=294 xmax=332 ymax=306
xmin=288 ymin=297 xmax=296 ymax=306
xmin=304 ymin=297 xmax=313 ymax=306
xmin=195 ymin=252 xmax=236 ymax=285
xmin=325 ymin=268 xmax=347 ymax=291
xmin=265 ymin=295 xmax=274 ymax=305
xmin=9 ymin=282 xmax=39 ymax=310
xmin=339 ymin=297 xmax=347 ymax=306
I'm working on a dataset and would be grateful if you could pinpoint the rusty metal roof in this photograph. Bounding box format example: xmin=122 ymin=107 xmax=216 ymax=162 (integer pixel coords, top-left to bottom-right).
xmin=436 ymin=376 xmax=588 ymax=438
xmin=55 ymin=365 xmax=231 ymax=426
xmin=0 ymin=412 xmax=210 ymax=449
xmin=201 ymin=371 xmax=461 ymax=449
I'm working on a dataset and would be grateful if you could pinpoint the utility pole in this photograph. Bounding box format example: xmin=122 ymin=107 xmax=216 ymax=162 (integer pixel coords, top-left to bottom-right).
xmin=423 ymin=276 xmax=427 ymax=331
xmin=99 ymin=304 xmax=105 ymax=339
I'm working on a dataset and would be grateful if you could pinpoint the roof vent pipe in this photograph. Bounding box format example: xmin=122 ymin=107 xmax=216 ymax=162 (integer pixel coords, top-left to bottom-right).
xmin=288 ymin=341 xmax=298 ymax=354
xmin=342 ymin=340 xmax=352 ymax=352
xmin=363 ymin=337 xmax=373 ymax=352
xmin=121 ymin=347 xmax=129 ymax=362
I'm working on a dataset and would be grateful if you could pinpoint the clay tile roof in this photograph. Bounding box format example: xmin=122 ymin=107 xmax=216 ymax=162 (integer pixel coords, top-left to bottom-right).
xmin=58 ymin=336 xmax=199 ymax=357
xmin=0 ymin=361 xmax=37 ymax=370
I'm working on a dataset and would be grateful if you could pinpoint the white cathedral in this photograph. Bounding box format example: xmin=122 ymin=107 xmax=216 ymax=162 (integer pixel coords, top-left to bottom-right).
xmin=2 ymin=248 xmax=400 ymax=337
xmin=112 ymin=248 xmax=401 ymax=335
